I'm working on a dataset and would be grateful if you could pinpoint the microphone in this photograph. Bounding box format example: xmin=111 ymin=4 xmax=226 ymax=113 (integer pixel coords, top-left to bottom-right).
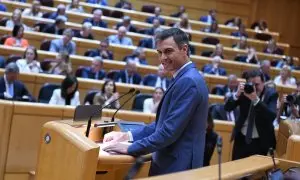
xmin=99 ymin=90 xmax=140 ymax=136
xmin=111 ymin=90 xmax=140 ymax=123
xmin=217 ymin=135 xmax=222 ymax=180
xmin=269 ymin=148 xmax=277 ymax=169
xmin=85 ymin=88 xmax=135 ymax=137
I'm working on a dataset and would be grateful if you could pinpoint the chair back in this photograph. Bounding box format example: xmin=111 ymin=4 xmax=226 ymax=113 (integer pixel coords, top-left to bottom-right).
xmin=38 ymin=83 xmax=60 ymax=103
xmin=83 ymin=90 xmax=100 ymax=105
xmin=132 ymin=93 xmax=152 ymax=111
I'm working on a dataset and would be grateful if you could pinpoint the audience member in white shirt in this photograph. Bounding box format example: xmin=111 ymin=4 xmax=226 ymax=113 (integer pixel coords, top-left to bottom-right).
xmin=49 ymin=75 xmax=80 ymax=106
xmin=143 ymin=87 xmax=164 ymax=113
xmin=274 ymin=65 xmax=296 ymax=87
xmin=22 ymin=0 xmax=43 ymax=18
xmin=16 ymin=46 xmax=42 ymax=73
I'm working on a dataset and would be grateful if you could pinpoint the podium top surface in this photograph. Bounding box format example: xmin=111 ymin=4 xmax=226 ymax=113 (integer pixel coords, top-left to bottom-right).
xmin=139 ymin=156 xmax=277 ymax=180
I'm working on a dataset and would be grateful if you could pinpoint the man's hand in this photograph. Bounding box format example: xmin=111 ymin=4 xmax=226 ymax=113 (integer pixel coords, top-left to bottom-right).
xmin=103 ymin=131 xmax=129 ymax=143
xmin=102 ymin=142 xmax=130 ymax=154
xmin=236 ymin=82 xmax=245 ymax=98
xmin=244 ymin=85 xmax=258 ymax=101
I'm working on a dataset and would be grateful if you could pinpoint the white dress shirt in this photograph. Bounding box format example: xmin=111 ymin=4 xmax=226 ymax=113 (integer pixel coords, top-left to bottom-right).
xmin=143 ymin=98 xmax=157 ymax=113
xmin=16 ymin=59 xmax=41 ymax=73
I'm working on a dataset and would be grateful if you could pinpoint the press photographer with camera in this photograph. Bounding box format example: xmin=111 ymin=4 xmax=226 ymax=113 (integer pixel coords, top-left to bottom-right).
xmin=277 ymin=81 xmax=300 ymax=120
xmin=225 ymin=69 xmax=278 ymax=160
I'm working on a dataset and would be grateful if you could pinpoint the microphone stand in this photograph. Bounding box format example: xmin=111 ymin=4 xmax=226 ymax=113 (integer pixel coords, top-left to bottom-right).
xmin=217 ymin=136 xmax=222 ymax=180
xmin=100 ymin=90 xmax=140 ymax=136
xmin=85 ymin=88 xmax=135 ymax=137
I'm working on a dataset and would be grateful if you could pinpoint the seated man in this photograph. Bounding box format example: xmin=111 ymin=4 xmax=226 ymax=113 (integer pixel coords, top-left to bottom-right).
xmin=115 ymin=16 xmax=137 ymax=33
xmin=139 ymin=28 xmax=163 ymax=49
xmin=83 ymin=9 xmax=108 ymax=28
xmin=235 ymin=47 xmax=259 ymax=64
xmin=47 ymin=4 xmax=67 ymax=20
xmin=211 ymin=95 xmax=239 ymax=122
xmin=118 ymin=60 xmax=142 ymax=84
xmin=143 ymin=64 xmax=170 ymax=91
xmin=108 ymin=26 xmax=133 ymax=46
xmin=74 ymin=22 xmax=94 ymax=40
xmin=213 ymin=74 xmax=239 ymax=96
xmin=123 ymin=47 xmax=148 ymax=65
xmin=143 ymin=18 xmax=161 ymax=35
xmin=50 ymin=28 xmax=76 ymax=55
xmin=199 ymin=9 xmax=217 ymax=24
xmin=0 ymin=62 xmax=35 ymax=101
xmin=42 ymin=16 xmax=66 ymax=35
xmin=80 ymin=56 xmax=106 ymax=80
xmin=202 ymin=56 xmax=227 ymax=76
xmin=85 ymin=39 xmax=114 ymax=59
xmin=146 ymin=7 xmax=165 ymax=25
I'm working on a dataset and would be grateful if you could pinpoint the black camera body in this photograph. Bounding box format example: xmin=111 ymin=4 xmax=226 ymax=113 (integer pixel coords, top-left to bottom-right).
xmin=244 ymin=83 xmax=254 ymax=94
xmin=286 ymin=94 xmax=300 ymax=105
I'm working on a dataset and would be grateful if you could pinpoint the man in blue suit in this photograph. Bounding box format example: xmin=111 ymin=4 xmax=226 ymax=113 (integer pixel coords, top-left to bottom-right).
xmin=80 ymin=56 xmax=106 ymax=80
xmin=103 ymin=28 xmax=209 ymax=176
xmin=202 ymin=56 xmax=227 ymax=76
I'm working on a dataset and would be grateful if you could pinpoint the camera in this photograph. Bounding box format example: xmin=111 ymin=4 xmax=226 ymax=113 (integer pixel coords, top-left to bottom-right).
xmin=286 ymin=94 xmax=300 ymax=105
xmin=244 ymin=83 xmax=254 ymax=94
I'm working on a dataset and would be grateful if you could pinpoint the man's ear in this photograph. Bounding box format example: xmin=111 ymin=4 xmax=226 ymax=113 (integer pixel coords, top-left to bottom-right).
xmin=181 ymin=44 xmax=189 ymax=55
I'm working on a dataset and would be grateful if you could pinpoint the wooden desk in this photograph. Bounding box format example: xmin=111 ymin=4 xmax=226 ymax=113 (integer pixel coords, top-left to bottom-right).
xmin=140 ymin=156 xmax=276 ymax=180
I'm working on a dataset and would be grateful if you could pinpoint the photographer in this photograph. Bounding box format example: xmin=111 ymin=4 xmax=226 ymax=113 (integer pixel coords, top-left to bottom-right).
xmin=277 ymin=81 xmax=300 ymax=120
xmin=225 ymin=69 xmax=278 ymax=160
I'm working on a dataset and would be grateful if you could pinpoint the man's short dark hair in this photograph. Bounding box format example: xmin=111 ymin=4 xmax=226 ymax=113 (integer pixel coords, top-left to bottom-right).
xmin=245 ymin=69 xmax=264 ymax=82
xmin=155 ymin=28 xmax=190 ymax=56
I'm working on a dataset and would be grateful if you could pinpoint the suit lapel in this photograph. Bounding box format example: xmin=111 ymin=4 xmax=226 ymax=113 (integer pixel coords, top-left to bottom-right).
xmin=155 ymin=63 xmax=196 ymax=122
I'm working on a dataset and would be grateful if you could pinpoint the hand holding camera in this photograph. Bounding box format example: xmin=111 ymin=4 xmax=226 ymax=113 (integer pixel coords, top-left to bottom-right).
xmin=236 ymin=82 xmax=258 ymax=101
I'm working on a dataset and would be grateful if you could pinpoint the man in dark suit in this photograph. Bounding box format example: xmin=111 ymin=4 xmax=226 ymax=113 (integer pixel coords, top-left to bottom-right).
xmin=225 ymin=69 xmax=277 ymax=160
xmin=145 ymin=7 xmax=165 ymax=25
xmin=83 ymin=9 xmax=107 ymax=28
xmin=143 ymin=64 xmax=170 ymax=91
xmin=0 ymin=62 xmax=35 ymax=101
xmin=85 ymin=40 xmax=114 ymax=60
xmin=212 ymin=103 xmax=239 ymax=122
xmin=199 ymin=9 xmax=216 ymax=24
xmin=139 ymin=28 xmax=163 ymax=49
xmin=118 ymin=60 xmax=142 ymax=85
xmin=80 ymin=56 xmax=106 ymax=80
xmin=42 ymin=16 xmax=66 ymax=35
xmin=213 ymin=74 xmax=239 ymax=96
xmin=115 ymin=16 xmax=138 ymax=33
xmin=103 ymin=28 xmax=209 ymax=176
xmin=260 ymin=60 xmax=271 ymax=82
xmin=143 ymin=18 xmax=161 ymax=35
xmin=202 ymin=56 xmax=227 ymax=76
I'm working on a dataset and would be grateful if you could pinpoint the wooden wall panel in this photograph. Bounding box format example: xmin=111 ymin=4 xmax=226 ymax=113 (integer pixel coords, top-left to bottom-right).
xmin=252 ymin=0 xmax=300 ymax=58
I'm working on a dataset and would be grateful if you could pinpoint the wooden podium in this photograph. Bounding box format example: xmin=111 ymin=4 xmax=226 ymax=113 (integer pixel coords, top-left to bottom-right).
xmin=35 ymin=121 xmax=151 ymax=180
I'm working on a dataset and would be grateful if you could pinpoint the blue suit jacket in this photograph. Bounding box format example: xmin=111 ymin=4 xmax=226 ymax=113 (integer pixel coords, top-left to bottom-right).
xmin=145 ymin=16 xmax=165 ymax=25
xmin=143 ymin=74 xmax=170 ymax=88
xmin=128 ymin=63 xmax=209 ymax=176
xmin=139 ymin=38 xmax=155 ymax=49
xmin=118 ymin=70 xmax=142 ymax=85
xmin=202 ymin=64 xmax=227 ymax=76
xmin=81 ymin=67 xmax=106 ymax=80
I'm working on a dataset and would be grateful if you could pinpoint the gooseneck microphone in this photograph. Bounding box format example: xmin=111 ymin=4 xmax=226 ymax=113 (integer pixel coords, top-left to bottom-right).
xmin=111 ymin=90 xmax=140 ymax=123
xmin=85 ymin=88 xmax=135 ymax=137
xmin=100 ymin=90 xmax=140 ymax=136
xmin=217 ymin=135 xmax=223 ymax=180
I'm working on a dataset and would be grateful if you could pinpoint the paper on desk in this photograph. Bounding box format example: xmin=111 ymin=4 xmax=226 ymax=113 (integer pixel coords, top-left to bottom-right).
xmin=97 ymin=142 xmax=132 ymax=156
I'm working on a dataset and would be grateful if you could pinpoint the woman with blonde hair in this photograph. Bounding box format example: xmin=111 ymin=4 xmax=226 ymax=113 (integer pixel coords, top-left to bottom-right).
xmin=274 ymin=65 xmax=296 ymax=87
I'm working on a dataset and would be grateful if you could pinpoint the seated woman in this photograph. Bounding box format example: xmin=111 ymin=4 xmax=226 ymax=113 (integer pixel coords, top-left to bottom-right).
xmin=6 ymin=9 xmax=31 ymax=31
xmin=232 ymin=36 xmax=249 ymax=50
xmin=66 ymin=0 xmax=84 ymax=13
xmin=50 ymin=51 xmax=72 ymax=75
xmin=49 ymin=75 xmax=80 ymax=106
xmin=93 ymin=79 xmax=120 ymax=109
xmin=4 ymin=24 xmax=29 ymax=48
xmin=274 ymin=65 xmax=296 ymax=87
xmin=173 ymin=13 xmax=191 ymax=30
xmin=16 ymin=46 xmax=42 ymax=73
xmin=253 ymin=19 xmax=269 ymax=32
xmin=143 ymin=87 xmax=164 ymax=113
